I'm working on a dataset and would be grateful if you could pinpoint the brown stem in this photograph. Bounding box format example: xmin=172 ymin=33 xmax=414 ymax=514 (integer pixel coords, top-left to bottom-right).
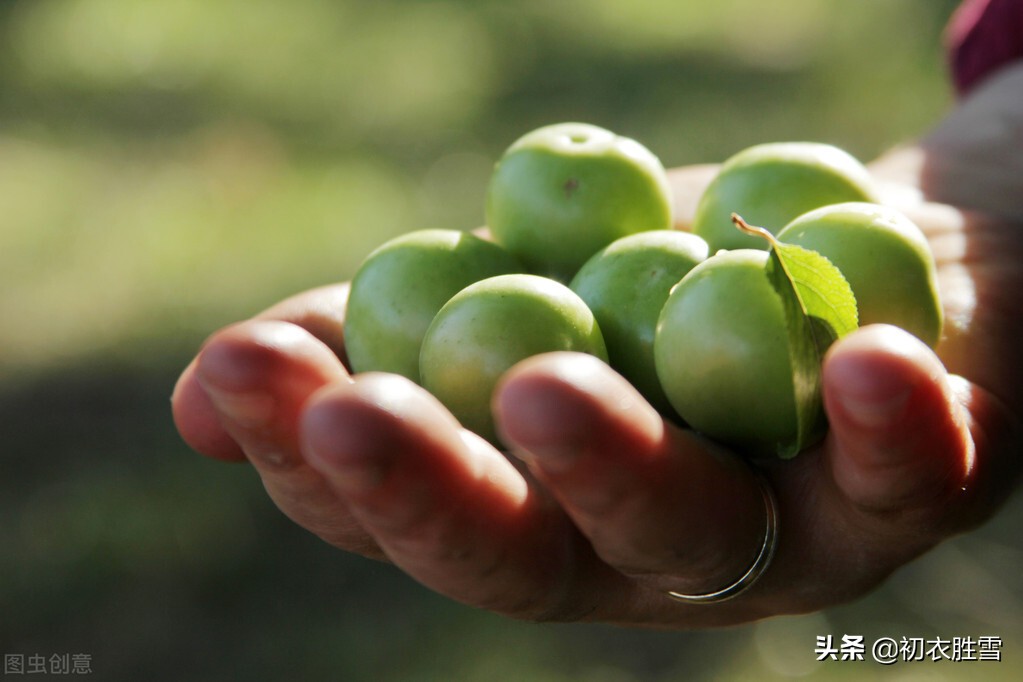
xmin=731 ymin=213 xmax=778 ymax=248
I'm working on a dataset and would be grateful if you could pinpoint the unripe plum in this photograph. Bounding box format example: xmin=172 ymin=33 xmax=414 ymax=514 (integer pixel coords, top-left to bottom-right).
xmin=486 ymin=122 xmax=674 ymax=281
xmin=570 ymin=230 xmax=708 ymax=413
xmin=692 ymin=142 xmax=878 ymax=252
xmin=420 ymin=273 xmax=607 ymax=443
xmin=345 ymin=229 xmax=521 ymax=381
xmin=654 ymin=249 xmax=796 ymax=456
xmin=776 ymin=202 xmax=943 ymax=347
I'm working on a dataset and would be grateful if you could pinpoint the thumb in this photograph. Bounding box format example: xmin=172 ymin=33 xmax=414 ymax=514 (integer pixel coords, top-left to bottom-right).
xmin=821 ymin=324 xmax=973 ymax=524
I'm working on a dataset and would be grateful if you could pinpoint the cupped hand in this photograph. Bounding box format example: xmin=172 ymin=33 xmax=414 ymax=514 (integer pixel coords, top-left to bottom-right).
xmin=171 ymin=65 xmax=1023 ymax=627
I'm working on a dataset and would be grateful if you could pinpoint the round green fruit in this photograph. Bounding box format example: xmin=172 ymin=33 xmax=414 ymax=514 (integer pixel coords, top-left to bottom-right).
xmin=692 ymin=142 xmax=879 ymax=252
xmin=485 ymin=122 xmax=674 ymax=281
xmin=345 ymin=229 xmax=521 ymax=381
xmin=570 ymin=230 xmax=709 ymax=413
xmin=776 ymin=202 xmax=943 ymax=347
xmin=420 ymin=273 xmax=608 ymax=443
xmin=654 ymin=249 xmax=796 ymax=457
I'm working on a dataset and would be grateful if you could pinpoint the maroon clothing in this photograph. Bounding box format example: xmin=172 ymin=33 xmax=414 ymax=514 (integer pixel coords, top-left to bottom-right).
xmin=947 ymin=0 xmax=1023 ymax=96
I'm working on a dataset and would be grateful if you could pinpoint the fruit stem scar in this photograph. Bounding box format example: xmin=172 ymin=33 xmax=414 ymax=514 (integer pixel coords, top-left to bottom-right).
xmin=564 ymin=178 xmax=580 ymax=198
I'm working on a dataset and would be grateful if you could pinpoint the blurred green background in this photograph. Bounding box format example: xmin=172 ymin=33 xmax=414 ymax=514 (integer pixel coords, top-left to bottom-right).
xmin=3 ymin=0 xmax=1022 ymax=679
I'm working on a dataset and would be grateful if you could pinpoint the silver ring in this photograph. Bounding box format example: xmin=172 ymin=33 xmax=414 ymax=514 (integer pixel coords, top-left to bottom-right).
xmin=665 ymin=474 xmax=779 ymax=604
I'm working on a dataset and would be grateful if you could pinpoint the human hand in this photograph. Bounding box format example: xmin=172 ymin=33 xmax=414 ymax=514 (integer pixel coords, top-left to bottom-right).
xmin=171 ymin=66 xmax=1023 ymax=626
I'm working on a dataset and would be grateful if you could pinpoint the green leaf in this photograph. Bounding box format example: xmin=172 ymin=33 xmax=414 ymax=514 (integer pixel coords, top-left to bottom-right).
xmin=732 ymin=214 xmax=858 ymax=458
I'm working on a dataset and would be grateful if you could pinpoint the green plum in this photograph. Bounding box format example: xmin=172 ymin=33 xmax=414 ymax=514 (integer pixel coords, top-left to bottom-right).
xmin=345 ymin=229 xmax=521 ymax=381
xmin=485 ymin=122 xmax=674 ymax=281
xmin=654 ymin=249 xmax=796 ymax=457
xmin=420 ymin=273 xmax=607 ymax=443
xmin=692 ymin=142 xmax=879 ymax=252
xmin=570 ymin=230 xmax=709 ymax=413
xmin=777 ymin=202 xmax=943 ymax=347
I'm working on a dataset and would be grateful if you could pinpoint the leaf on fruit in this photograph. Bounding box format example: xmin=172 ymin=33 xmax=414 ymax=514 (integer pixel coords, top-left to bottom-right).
xmin=732 ymin=214 xmax=858 ymax=458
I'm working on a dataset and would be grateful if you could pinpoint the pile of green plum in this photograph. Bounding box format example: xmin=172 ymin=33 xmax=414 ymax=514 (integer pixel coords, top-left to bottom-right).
xmin=344 ymin=122 xmax=942 ymax=457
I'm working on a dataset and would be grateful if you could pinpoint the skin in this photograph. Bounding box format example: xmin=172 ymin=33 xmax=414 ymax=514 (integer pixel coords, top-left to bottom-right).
xmin=171 ymin=62 xmax=1023 ymax=628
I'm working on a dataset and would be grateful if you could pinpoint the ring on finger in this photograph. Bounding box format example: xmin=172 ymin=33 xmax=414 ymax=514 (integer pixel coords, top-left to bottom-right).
xmin=665 ymin=473 xmax=779 ymax=604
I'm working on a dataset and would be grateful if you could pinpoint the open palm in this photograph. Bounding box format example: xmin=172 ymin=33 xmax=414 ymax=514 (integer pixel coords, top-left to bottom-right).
xmin=172 ymin=64 xmax=1023 ymax=628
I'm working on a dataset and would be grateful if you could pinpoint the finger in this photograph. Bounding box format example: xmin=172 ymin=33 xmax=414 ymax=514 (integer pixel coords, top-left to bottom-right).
xmin=945 ymin=375 xmax=1023 ymax=532
xmin=254 ymin=282 xmax=350 ymax=365
xmin=195 ymin=320 xmax=382 ymax=556
xmin=666 ymin=164 xmax=719 ymax=229
xmin=747 ymin=324 xmax=1014 ymax=613
xmin=822 ymin=324 xmax=974 ymax=532
xmin=171 ymin=358 xmax=247 ymax=462
xmin=172 ymin=283 xmax=351 ymax=462
xmin=492 ymin=352 xmax=769 ymax=597
xmin=301 ymin=373 xmax=633 ymax=621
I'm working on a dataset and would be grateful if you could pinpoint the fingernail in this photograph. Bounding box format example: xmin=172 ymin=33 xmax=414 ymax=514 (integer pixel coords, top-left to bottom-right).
xmin=494 ymin=409 xmax=577 ymax=471
xmin=307 ymin=443 xmax=389 ymax=493
xmin=835 ymin=377 xmax=911 ymax=429
xmin=510 ymin=442 xmax=579 ymax=474
xmin=205 ymin=389 xmax=276 ymax=427
xmin=494 ymin=402 xmax=581 ymax=473
xmin=302 ymin=406 xmax=391 ymax=493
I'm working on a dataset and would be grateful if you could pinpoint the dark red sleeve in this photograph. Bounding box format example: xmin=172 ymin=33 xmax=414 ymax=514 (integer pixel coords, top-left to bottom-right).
xmin=947 ymin=0 xmax=1023 ymax=97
